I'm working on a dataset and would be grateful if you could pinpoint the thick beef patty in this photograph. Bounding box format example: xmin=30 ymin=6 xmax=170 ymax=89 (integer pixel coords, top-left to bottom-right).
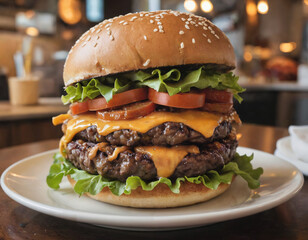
xmin=65 ymin=137 xmax=237 ymax=182
xmin=73 ymin=121 xmax=232 ymax=147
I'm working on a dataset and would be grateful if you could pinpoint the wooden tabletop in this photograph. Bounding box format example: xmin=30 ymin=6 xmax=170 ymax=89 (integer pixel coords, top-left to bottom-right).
xmin=0 ymin=98 xmax=68 ymax=121
xmin=0 ymin=124 xmax=307 ymax=239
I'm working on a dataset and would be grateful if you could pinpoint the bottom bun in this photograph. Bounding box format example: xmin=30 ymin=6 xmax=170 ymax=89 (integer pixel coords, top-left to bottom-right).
xmin=67 ymin=175 xmax=235 ymax=208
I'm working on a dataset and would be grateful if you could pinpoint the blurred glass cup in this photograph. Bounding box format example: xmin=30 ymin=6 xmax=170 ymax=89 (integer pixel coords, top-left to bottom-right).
xmin=8 ymin=75 xmax=39 ymax=105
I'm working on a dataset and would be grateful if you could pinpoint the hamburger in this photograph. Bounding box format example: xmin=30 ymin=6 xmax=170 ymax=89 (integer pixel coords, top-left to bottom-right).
xmin=47 ymin=10 xmax=263 ymax=208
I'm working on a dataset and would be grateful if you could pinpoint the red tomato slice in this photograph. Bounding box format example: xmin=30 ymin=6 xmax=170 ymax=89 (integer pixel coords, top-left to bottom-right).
xmin=204 ymin=89 xmax=233 ymax=103
xmin=88 ymin=88 xmax=148 ymax=111
xmin=97 ymin=101 xmax=155 ymax=120
xmin=70 ymin=101 xmax=88 ymax=115
xmin=148 ymin=89 xmax=206 ymax=109
xmin=70 ymin=88 xmax=148 ymax=114
xmin=202 ymin=103 xmax=233 ymax=114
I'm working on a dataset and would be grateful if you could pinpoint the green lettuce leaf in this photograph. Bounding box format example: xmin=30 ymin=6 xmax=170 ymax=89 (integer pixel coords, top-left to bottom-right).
xmin=62 ymin=78 xmax=131 ymax=104
xmin=130 ymin=67 xmax=245 ymax=102
xmin=46 ymin=153 xmax=263 ymax=196
xmin=61 ymin=67 xmax=245 ymax=104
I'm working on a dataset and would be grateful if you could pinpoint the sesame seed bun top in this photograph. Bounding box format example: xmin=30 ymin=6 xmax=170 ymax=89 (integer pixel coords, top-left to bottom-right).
xmin=63 ymin=10 xmax=236 ymax=87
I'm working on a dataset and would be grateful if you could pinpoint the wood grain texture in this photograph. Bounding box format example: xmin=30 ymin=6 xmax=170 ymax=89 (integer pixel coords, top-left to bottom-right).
xmin=0 ymin=98 xmax=67 ymax=148
xmin=0 ymin=98 xmax=68 ymax=121
xmin=0 ymin=119 xmax=62 ymax=148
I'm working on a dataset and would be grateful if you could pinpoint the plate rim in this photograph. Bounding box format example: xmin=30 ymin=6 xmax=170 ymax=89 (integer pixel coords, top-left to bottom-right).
xmin=276 ymin=136 xmax=308 ymax=168
xmin=1 ymin=147 xmax=304 ymax=229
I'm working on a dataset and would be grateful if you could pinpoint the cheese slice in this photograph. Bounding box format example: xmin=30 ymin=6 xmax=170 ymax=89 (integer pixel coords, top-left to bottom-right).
xmin=108 ymin=146 xmax=129 ymax=161
xmin=52 ymin=114 xmax=72 ymax=126
xmin=88 ymin=142 xmax=109 ymax=160
xmin=88 ymin=143 xmax=128 ymax=161
xmin=136 ymin=145 xmax=200 ymax=178
xmin=59 ymin=110 xmax=231 ymax=147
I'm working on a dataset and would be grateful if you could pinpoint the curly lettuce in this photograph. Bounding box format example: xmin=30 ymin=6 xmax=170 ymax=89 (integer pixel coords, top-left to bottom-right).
xmin=47 ymin=153 xmax=263 ymax=196
xmin=61 ymin=78 xmax=131 ymax=104
xmin=61 ymin=67 xmax=245 ymax=105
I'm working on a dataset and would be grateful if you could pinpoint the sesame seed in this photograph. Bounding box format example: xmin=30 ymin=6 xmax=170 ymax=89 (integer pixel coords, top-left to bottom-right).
xmin=179 ymin=30 xmax=184 ymax=35
xmin=97 ymin=35 xmax=100 ymax=40
xmin=180 ymin=42 xmax=184 ymax=49
xmin=105 ymin=23 xmax=112 ymax=28
xmin=153 ymin=28 xmax=158 ymax=32
xmin=123 ymin=22 xmax=128 ymax=25
xmin=150 ymin=20 xmax=154 ymax=24
xmin=188 ymin=17 xmax=192 ymax=21
xmin=185 ymin=25 xmax=190 ymax=29
xmin=94 ymin=43 xmax=98 ymax=47
xmin=192 ymin=38 xmax=195 ymax=43
xmin=208 ymin=26 xmax=212 ymax=30
xmin=211 ymin=30 xmax=215 ymax=34
xmin=145 ymin=14 xmax=149 ymax=16
xmin=107 ymin=30 xmax=111 ymax=35
xmin=157 ymin=21 xmax=162 ymax=25
xmin=208 ymin=38 xmax=211 ymax=43
xmin=130 ymin=16 xmax=137 ymax=21
xmin=215 ymin=34 xmax=220 ymax=39
xmin=143 ymin=59 xmax=150 ymax=66
xmin=190 ymin=21 xmax=196 ymax=24
xmin=144 ymin=35 xmax=147 ymax=40
xmin=185 ymin=21 xmax=189 ymax=25
xmin=82 ymin=42 xmax=86 ymax=47
xmin=198 ymin=22 xmax=203 ymax=25
xmin=110 ymin=35 xmax=114 ymax=41
xmin=203 ymin=26 xmax=208 ymax=30
xmin=181 ymin=18 xmax=186 ymax=21
xmin=140 ymin=13 xmax=144 ymax=17
xmin=203 ymin=33 xmax=207 ymax=37
xmin=158 ymin=25 xmax=163 ymax=30
xmin=155 ymin=16 xmax=160 ymax=19
xmin=86 ymin=36 xmax=91 ymax=41
xmin=119 ymin=20 xmax=124 ymax=24
xmin=96 ymin=29 xmax=102 ymax=33
xmin=159 ymin=29 xmax=164 ymax=33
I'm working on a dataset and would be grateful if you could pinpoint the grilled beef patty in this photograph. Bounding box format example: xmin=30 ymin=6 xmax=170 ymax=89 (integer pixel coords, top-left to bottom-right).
xmin=65 ymin=136 xmax=237 ymax=182
xmin=73 ymin=121 xmax=232 ymax=147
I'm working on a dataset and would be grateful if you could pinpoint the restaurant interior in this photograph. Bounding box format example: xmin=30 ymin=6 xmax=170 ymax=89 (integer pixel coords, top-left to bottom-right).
xmin=0 ymin=0 xmax=308 ymax=238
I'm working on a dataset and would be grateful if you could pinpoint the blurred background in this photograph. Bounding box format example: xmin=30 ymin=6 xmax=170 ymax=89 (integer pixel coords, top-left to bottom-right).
xmin=0 ymin=0 xmax=307 ymax=148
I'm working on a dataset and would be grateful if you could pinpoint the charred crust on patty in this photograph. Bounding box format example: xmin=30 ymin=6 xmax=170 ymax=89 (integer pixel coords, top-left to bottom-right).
xmin=65 ymin=135 xmax=237 ymax=182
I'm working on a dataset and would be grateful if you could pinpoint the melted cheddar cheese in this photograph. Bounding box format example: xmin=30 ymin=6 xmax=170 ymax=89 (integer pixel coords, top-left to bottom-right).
xmin=55 ymin=110 xmax=235 ymax=147
xmin=88 ymin=143 xmax=128 ymax=161
xmin=136 ymin=145 xmax=199 ymax=178
xmin=108 ymin=146 xmax=129 ymax=161
xmin=88 ymin=142 xmax=109 ymax=160
xmin=55 ymin=110 xmax=240 ymax=177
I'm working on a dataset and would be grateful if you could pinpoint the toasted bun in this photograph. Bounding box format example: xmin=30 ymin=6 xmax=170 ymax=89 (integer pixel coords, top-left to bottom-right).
xmin=67 ymin=175 xmax=234 ymax=208
xmin=64 ymin=10 xmax=235 ymax=87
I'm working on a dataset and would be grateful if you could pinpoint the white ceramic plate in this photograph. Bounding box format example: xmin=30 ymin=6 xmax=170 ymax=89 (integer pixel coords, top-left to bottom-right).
xmin=1 ymin=147 xmax=304 ymax=231
xmin=275 ymin=136 xmax=308 ymax=176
